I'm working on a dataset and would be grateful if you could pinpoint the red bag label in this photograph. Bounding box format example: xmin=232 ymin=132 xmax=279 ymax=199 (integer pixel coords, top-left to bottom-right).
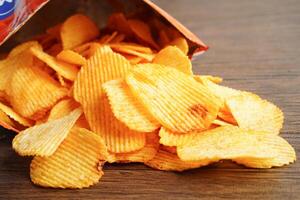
xmin=0 ymin=0 xmax=49 ymax=45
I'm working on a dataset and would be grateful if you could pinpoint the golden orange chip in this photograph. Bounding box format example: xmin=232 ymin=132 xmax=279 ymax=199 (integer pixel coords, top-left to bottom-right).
xmin=30 ymin=127 xmax=107 ymax=189
xmin=47 ymin=98 xmax=80 ymax=121
xmin=194 ymin=75 xmax=223 ymax=84
xmin=0 ymin=101 xmax=33 ymax=127
xmin=74 ymin=46 xmax=146 ymax=153
xmin=103 ymin=79 xmax=160 ymax=132
xmin=61 ymin=14 xmax=99 ymax=49
xmin=217 ymin=108 xmax=238 ymax=125
xmin=57 ymin=50 xmax=87 ymax=66
xmin=212 ymin=118 xmax=236 ymax=127
xmin=226 ymin=93 xmax=284 ymax=135
xmin=168 ymin=37 xmax=189 ymax=55
xmin=112 ymin=132 xmax=160 ymax=163
xmin=0 ymin=109 xmax=19 ymax=132
xmin=160 ymin=145 xmax=177 ymax=154
xmin=126 ymin=64 xmax=221 ymax=132
xmin=30 ymin=46 xmax=79 ymax=81
xmin=8 ymin=41 xmax=40 ymax=58
xmin=145 ymin=149 xmax=214 ymax=172
xmin=127 ymin=19 xmax=159 ymax=49
xmin=110 ymin=42 xmax=153 ymax=54
xmin=177 ymin=126 xmax=283 ymax=162
xmin=111 ymin=46 xmax=155 ymax=62
xmin=6 ymin=64 xmax=68 ymax=120
xmin=12 ymin=108 xmax=82 ymax=156
xmin=153 ymin=46 xmax=192 ymax=75
xmin=159 ymin=127 xmax=199 ymax=147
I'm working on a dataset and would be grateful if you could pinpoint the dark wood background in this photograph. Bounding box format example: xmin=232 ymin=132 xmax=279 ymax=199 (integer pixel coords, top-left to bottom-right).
xmin=1 ymin=0 xmax=300 ymax=199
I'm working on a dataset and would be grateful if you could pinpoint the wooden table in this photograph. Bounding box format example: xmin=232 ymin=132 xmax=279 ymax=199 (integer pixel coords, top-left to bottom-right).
xmin=1 ymin=0 xmax=300 ymax=199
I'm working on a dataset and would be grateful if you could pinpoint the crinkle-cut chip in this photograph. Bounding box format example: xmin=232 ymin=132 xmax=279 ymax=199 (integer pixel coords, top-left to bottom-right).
xmin=103 ymin=79 xmax=160 ymax=132
xmin=177 ymin=126 xmax=282 ymax=162
xmin=8 ymin=41 xmax=40 ymax=58
xmin=160 ymin=145 xmax=177 ymax=154
xmin=153 ymin=46 xmax=192 ymax=75
xmin=194 ymin=75 xmax=223 ymax=84
xmin=212 ymin=118 xmax=236 ymax=127
xmin=159 ymin=127 xmax=199 ymax=147
xmin=57 ymin=50 xmax=86 ymax=66
xmin=234 ymin=133 xmax=296 ymax=168
xmin=111 ymin=46 xmax=155 ymax=62
xmin=145 ymin=149 xmax=213 ymax=171
xmin=127 ymin=19 xmax=159 ymax=49
xmin=13 ymin=108 xmax=82 ymax=156
xmin=85 ymin=43 xmax=103 ymax=58
xmin=226 ymin=93 xmax=284 ymax=135
xmin=73 ymin=46 xmax=146 ymax=153
xmin=6 ymin=65 xmax=68 ymax=120
xmin=61 ymin=14 xmax=99 ymax=50
xmin=46 ymin=43 xmax=63 ymax=57
xmin=0 ymin=101 xmax=33 ymax=127
xmin=111 ymin=132 xmax=159 ymax=163
xmin=168 ymin=37 xmax=189 ymax=55
xmin=30 ymin=46 xmax=79 ymax=81
xmin=48 ymin=99 xmax=80 ymax=121
xmin=0 ymin=109 xmax=19 ymax=132
xmin=30 ymin=127 xmax=107 ymax=189
xmin=110 ymin=43 xmax=153 ymax=54
xmin=46 ymin=23 xmax=62 ymax=40
xmin=126 ymin=64 xmax=221 ymax=132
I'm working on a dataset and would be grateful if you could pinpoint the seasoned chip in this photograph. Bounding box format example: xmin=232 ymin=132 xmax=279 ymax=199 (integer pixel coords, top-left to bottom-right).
xmin=47 ymin=99 xmax=80 ymax=121
xmin=159 ymin=127 xmax=199 ymax=147
xmin=30 ymin=46 xmax=79 ymax=81
xmin=103 ymin=79 xmax=160 ymax=132
xmin=61 ymin=14 xmax=99 ymax=49
xmin=30 ymin=127 xmax=107 ymax=189
xmin=126 ymin=64 xmax=221 ymax=132
xmin=168 ymin=37 xmax=189 ymax=55
xmin=13 ymin=108 xmax=82 ymax=156
xmin=226 ymin=93 xmax=284 ymax=134
xmin=127 ymin=19 xmax=159 ymax=49
xmin=112 ymin=132 xmax=159 ymax=163
xmin=145 ymin=149 xmax=214 ymax=171
xmin=0 ymin=101 xmax=33 ymax=127
xmin=153 ymin=46 xmax=192 ymax=75
xmin=111 ymin=46 xmax=155 ymax=62
xmin=6 ymin=64 xmax=68 ymax=120
xmin=177 ymin=126 xmax=283 ymax=162
xmin=74 ymin=46 xmax=146 ymax=153
xmin=57 ymin=50 xmax=86 ymax=66
xmin=110 ymin=42 xmax=153 ymax=54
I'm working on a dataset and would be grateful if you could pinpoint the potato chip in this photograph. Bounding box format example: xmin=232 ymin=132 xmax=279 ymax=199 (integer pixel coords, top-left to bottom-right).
xmin=145 ymin=149 xmax=214 ymax=171
xmin=159 ymin=145 xmax=177 ymax=154
xmin=6 ymin=64 xmax=68 ymax=120
xmin=153 ymin=46 xmax=192 ymax=75
xmin=168 ymin=37 xmax=189 ymax=55
xmin=0 ymin=109 xmax=19 ymax=132
xmin=159 ymin=127 xmax=199 ymax=147
xmin=110 ymin=42 xmax=153 ymax=54
xmin=30 ymin=46 xmax=79 ymax=81
xmin=111 ymin=46 xmax=155 ymax=62
xmin=57 ymin=50 xmax=86 ymax=66
xmin=30 ymin=127 xmax=107 ymax=189
xmin=8 ymin=41 xmax=40 ymax=58
xmin=107 ymin=13 xmax=133 ymax=36
xmin=127 ymin=19 xmax=159 ymax=49
xmin=194 ymin=75 xmax=223 ymax=84
xmin=177 ymin=126 xmax=283 ymax=162
xmin=103 ymin=79 xmax=160 ymax=132
xmin=74 ymin=46 xmax=146 ymax=153
xmin=212 ymin=118 xmax=235 ymax=126
xmin=61 ymin=14 xmax=99 ymax=49
xmin=112 ymin=132 xmax=159 ymax=163
xmin=126 ymin=64 xmax=221 ymax=132
xmin=12 ymin=108 xmax=82 ymax=156
xmin=0 ymin=101 xmax=33 ymax=127
xmin=226 ymin=93 xmax=284 ymax=134
xmin=47 ymin=99 xmax=80 ymax=121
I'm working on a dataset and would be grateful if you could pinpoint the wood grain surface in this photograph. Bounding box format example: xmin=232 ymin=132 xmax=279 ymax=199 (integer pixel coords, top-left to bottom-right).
xmin=1 ymin=0 xmax=300 ymax=199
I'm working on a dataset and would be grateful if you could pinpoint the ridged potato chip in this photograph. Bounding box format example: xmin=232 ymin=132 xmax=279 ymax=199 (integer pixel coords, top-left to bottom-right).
xmin=159 ymin=127 xmax=199 ymax=147
xmin=61 ymin=14 xmax=99 ymax=49
xmin=8 ymin=41 xmax=40 ymax=58
xmin=226 ymin=93 xmax=284 ymax=134
xmin=111 ymin=46 xmax=154 ymax=62
xmin=153 ymin=46 xmax=192 ymax=75
xmin=112 ymin=132 xmax=159 ymax=163
xmin=47 ymin=98 xmax=80 ymax=121
xmin=30 ymin=127 xmax=107 ymax=189
xmin=13 ymin=108 xmax=82 ymax=156
xmin=126 ymin=64 xmax=221 ymax=132
xmin=127 ymin=19 xmax=159 ymax=49
xmin=74 ymin=46 xmax=146 ymax=153
xmin=177 ymin=126 xmax=288 ymax=162
xmin=30 ymin=46 xmax=79 ymax=81
xmin=110 ymin=42 xmax=153 ymax=54
xmin=103 ymin=79 xmax=160 ymax=132
xmin=145 ymin=149 xmax=214 ymax=171
xmin=57 ymin=50 xmax=87 ymax=66
xmin=168 ymin=37 xmax=189 ymax=55
xmin=6 ymin=65 xmax=68 ymax=120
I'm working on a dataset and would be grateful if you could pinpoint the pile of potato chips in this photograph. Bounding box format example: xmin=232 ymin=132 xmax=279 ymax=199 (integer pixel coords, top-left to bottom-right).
xmin=0 ymin=13 xmax=296 ymax=189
